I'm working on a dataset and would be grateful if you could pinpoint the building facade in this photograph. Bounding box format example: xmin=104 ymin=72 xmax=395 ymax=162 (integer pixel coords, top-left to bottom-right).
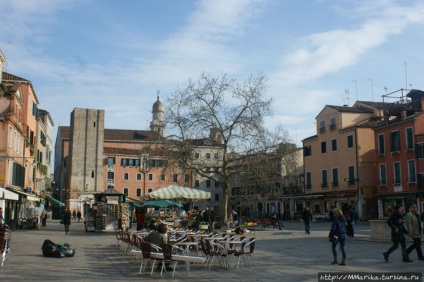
xmin=303 ymin=103 xmax=382 ymax=220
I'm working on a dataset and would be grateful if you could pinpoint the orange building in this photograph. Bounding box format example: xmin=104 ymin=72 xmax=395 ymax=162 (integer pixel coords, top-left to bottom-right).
xmin=303 ymin=102 xmax=383 ymax=220
xmin=374 ymin=89 xmax=424 ymax=217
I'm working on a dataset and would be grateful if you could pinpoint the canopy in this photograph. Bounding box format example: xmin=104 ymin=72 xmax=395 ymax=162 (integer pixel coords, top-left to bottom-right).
xmin=46 ymin=195 xmax=65 ymax=208
xmin=141 ymin=200 xmax=182 ymax=208
xmin=142 ymin=185 xmax=211 ymax=201
xmin=0 ymin=187 xmax=19 ymax=201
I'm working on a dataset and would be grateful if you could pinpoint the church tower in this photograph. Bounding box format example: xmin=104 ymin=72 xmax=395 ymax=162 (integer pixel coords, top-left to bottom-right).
xmin=150 ymin=94 xmax=165 ymax=137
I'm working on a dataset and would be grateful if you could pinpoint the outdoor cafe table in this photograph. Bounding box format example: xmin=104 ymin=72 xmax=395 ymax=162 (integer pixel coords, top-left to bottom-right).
xmin=149 ymin=252 xmax=206 ymax=273
xmin=175 ymin=241 xmax=199 ymax=255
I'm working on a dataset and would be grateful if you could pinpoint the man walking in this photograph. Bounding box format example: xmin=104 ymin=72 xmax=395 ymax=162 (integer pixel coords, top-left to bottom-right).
xmin=383 ymin=205 xmax=411 ymax=262
xmin=302 ymin=207 xmax=312 ymax=234
xmin=63 ymin=208 xmax=72 ymax=235
xmin=405 ymin=203 xmax=424 ymax=261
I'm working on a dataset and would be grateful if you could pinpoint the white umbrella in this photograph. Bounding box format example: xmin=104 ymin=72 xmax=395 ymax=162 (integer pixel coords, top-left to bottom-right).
xmin=142 ymin=185 xmax=211 ymax=201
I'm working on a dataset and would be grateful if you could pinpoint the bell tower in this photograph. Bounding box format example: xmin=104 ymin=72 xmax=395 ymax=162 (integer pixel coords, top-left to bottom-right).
xmin=150 ymin=92 xmax=165 ymax=137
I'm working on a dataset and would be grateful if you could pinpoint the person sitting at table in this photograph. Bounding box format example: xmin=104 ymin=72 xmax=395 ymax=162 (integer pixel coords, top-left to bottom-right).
xmin=144 ymin=223 xmax=171 ymax=271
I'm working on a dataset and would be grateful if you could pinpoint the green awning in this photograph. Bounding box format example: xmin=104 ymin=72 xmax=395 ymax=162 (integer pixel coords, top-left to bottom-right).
xmin=46 ymin=195 xmax=65 ymax=208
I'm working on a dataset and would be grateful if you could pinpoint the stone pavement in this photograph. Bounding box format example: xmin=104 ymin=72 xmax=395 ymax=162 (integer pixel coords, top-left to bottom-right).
xmin=0 ymin=219 xmax=422 ymax=281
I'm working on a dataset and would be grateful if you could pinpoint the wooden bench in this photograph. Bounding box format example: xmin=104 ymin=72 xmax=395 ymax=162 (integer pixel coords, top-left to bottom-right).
xmin=261 ymin=219 xmax=278 ymax=230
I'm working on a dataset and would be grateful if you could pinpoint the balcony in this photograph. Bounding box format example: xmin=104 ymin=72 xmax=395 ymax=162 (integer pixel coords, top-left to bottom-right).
xmin=329 ymin=124 xmax=336 ymax=131
xmin=378 ymin=180 xmax=387 ymax=187
xmin=321 ymin=183 xmax=329 ymax=189
xmin=331 ymin=182 xmax=339 ymax=188
xmin=107 ymin=165 xmax=115 ymax=171
xmin=319 ymin=127 xmax=326 ymax=133
xmin=107 ymin=179 xmax=114 ymax=185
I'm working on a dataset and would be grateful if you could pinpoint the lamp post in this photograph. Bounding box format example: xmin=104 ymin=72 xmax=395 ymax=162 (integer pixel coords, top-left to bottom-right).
xmin=140 ymin=154 xmax=150 ymax=196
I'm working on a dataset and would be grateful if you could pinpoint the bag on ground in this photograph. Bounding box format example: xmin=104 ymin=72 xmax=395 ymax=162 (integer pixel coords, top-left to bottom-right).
xmin=42 ymin=239 xmax=76 ymax=258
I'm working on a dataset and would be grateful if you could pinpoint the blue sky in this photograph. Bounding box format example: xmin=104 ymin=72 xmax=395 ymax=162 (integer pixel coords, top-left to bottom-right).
xmin=1 ymin=0 xmax=424 ymax=146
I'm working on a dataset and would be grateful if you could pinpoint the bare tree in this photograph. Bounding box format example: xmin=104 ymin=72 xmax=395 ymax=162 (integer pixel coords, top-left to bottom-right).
xmin=164 ymin=73 xmax=292 ymax=223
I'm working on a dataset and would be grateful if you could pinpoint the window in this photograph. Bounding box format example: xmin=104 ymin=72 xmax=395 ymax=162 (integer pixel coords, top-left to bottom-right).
xmin=123 ymin=188 xmax=129 ymax=196
xmin=406 ymin=127 xmax=414 ymax=150
xmin=347 ymin=135 xmax=354 ymax=148
xmin=330 ymin=118 xmax=336 ymax=130
xmin=215 ymin=180 xmax=219 ymax=188
xmin=91 ymin=171 xmax=95 ymax=178
xmin=418 ymin=143 xmax=424 ymax=158
xmin=195 ymin=180 xmax=200 ymax=187
xmin=321 ymin=141 xmax=326 ymax=153
xmin=161 ymin=174 xmax=166 ymax=181
xmin=195 ymin=153 xmax=200 ymax=159
xmin=408 ymin=160 xmax=416 ymax=183
xmin=149 ymin=159 xmax=168 ymax=168
xmin=319 ymin=121 xmax=326 ymax=133
xmin=107 ymin=157 xmax=115 ymax=165
xmin=306 ymin=172 xmax=312 ymax=189
xmin=390 ymin=130 xmax=400 ymax=152
xmin=206 ymin=180 xmax=211 ymax=187
xmin=332 ymin=168 xmax=338 ymax=187
xmin=378 ymin=134 xmax=385 ymax=155
xmin=148 ymin=174 xmax=153 ymax=181
xmin=184 ymin=174 xmax=190 ymax=183
xmin=136 ymin=188 xmax=141 ymax=197
xmin=173 ymin=174 xmax=178 ymax=182
xmin=148 ymin=188 xmax=153 ymax=193
xmin=331 ymin=139 xmax=337 ymax=151
xmin=393 ymin=162 xmax=401 ymax=185
xmin=136 ymin=173 xmax=141 ymax=181
xmin=214 ymin=153 xmax=219 ymax=159
xmin=321 ymin=170 xmax=328 ymax=188
xmin=8 ymin=127 xmax=12 ymax=147
xmin=206 ymin=153 xmax=211 ymax=159
xmin=379 ymin=164 xmax=387 ymax=186
xmin=215 ymin=194 xmax=219 ymax=201
xmin=304 ymin=145 xmax=311 ymax=157
xmin=124 ymin=173 xmax=129 ymax=180
xmin=107 ymin=171 xmax=114 ymax=179
xmin=348 ymin=166 xmax=355 ymax=185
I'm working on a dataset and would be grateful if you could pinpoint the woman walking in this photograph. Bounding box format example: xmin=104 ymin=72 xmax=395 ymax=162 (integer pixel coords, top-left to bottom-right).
xmin=328 ymin=209 xmax=347 ymax=265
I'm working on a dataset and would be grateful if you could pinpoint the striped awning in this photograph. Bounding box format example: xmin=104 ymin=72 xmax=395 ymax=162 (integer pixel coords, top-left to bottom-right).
xmin=142 ymin=185 xmax=211 ymax=201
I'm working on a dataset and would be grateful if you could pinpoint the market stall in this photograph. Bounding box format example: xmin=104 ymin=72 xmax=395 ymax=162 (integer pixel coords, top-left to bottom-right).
xmin=142 ymin=185 xmax=211 ymax=229
xmin=93 ymin=188 xmax=126 ymax=231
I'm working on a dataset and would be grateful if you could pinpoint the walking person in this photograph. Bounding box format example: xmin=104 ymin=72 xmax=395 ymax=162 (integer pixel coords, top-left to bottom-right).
xmin=41 ymin=210 xmax=47 ymax=226
xmin=328 ymin=209 xmax=347 ymax=265
xmin=405 ymin=203 xmax=424 ymax=261
xmin=77 ymin=210 xmax=82 ymax=223
xmin=72 ymin=210 xmax=77 ymax=221
xmin=383 ymin=205 xmax=411 ymax=262
xmin=302 ymin=207 xmax=312 ymax=234
xmin=63 ymin=208 xmax=72 ymax=235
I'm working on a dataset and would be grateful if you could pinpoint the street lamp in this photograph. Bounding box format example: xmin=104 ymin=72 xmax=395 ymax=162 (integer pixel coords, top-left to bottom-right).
xmin=140 ymin=154 xmax=150 ymax=196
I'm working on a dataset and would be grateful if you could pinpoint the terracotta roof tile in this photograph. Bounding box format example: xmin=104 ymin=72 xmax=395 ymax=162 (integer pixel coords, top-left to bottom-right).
xmin=2 ymin=72 xmax=30 ymax=82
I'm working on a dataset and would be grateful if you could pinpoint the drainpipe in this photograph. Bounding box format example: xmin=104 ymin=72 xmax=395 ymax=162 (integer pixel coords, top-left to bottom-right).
xmin=354 ymin=128 xmax=362 ymax=220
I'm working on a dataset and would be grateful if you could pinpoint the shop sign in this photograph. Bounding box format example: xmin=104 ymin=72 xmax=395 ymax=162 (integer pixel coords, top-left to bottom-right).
xmin=394 ymin=186 xmax=402 ymax=192
xmin=106 ymin=196 xmax=119 ymax=205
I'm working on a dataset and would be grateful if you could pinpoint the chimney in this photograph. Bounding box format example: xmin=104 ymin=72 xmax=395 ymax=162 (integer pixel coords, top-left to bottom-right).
xmin=401 ymin=111 xmax=407 ymax=119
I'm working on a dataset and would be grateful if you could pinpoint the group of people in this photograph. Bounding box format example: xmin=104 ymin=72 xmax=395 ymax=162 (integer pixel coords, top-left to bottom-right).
xmin=72 ymin=209 xmax=82 ymax=222
xmin=327 ymin=203 xmax=424 ymax=266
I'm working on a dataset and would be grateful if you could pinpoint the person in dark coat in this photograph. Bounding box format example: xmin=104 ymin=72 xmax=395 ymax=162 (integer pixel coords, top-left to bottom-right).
xmin=383 ymin=205 xmax=411 ymax=262
xmin=328 ymin=209 xmax=347 ymax=265
xmin=77 ymin=210 xmax=82 ymax=223
xmin=405 ymin=203 xmax=424 ymax=260
xmin=302 ymin=207 xmax=312 ymax=234
xmin=202 ymin=208 xmax=212 ymax=232
xmin=63 ymin=208 xmax=72 ymax=235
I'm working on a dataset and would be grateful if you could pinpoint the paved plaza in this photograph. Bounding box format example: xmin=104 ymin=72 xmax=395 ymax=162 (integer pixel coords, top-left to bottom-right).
xmin=0 ymin=219 xmax=422 ymax=281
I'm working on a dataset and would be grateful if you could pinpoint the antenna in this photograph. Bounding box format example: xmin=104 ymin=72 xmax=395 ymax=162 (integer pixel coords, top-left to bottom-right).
xmin=368 ymin=79 xmax=374 ymax=107
xmin=404 ymin=62 xmax=408 ymax=92
xmin=345 ymin=89 xmax=350 ymax=106
xmin=353 ymin=80 xmax=358 ymax=100
xmin=384 ymin=87 xmax=388 ymax=95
